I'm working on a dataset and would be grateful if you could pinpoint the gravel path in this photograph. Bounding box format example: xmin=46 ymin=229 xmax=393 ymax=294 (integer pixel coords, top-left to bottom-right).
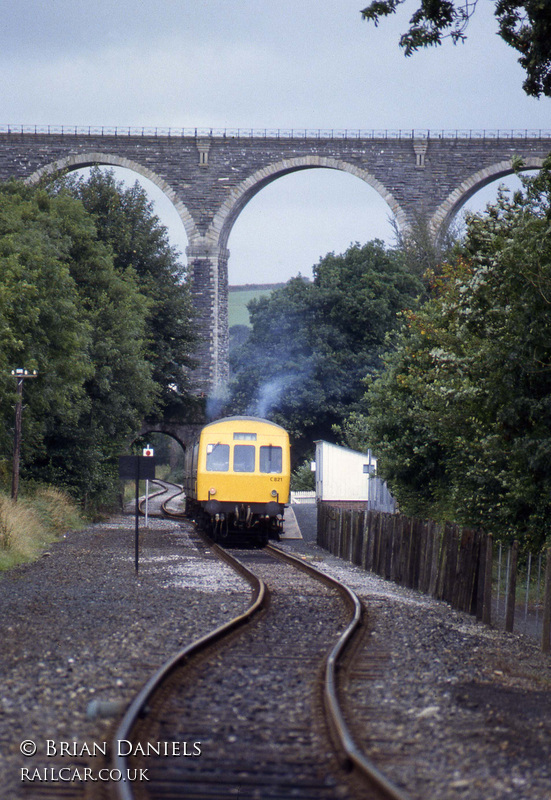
xmin=0 ymin=515 xmax=251 ymax=799
xmin=1 ymin=511 xmax=550 ymax=800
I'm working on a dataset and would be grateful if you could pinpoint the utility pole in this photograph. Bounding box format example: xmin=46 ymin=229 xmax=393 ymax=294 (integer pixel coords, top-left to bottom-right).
xmin=11 ymin=368 xmax=37 ymax=502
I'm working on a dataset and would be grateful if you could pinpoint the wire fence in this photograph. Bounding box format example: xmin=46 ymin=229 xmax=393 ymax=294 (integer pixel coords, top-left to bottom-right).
xmin=493 ymin=543 xmax=548 ymax=641
xmin=1 ymin=125 xmax=551 ymax=140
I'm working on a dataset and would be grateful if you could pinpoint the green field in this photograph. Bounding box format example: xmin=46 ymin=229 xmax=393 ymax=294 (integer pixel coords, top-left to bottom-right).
xmin=228 ymin=284 xmax=284 ymax=327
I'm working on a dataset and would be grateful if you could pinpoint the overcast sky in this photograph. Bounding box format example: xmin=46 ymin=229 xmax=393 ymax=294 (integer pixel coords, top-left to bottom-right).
xmin=2 ymin=1 xmax=549 ymax=283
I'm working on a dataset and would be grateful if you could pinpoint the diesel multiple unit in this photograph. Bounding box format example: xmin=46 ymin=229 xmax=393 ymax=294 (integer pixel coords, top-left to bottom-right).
xmin=183 ymin=416 xmax=291 ymax=544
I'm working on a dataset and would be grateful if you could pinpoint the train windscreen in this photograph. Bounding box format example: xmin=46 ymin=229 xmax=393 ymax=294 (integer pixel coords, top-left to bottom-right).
xmin=259 ymin=445 xmax=282 ymax=474
xmin=206 ymin=443 xmax=230 ymax=471
xmin=233 ymin=444 xmax=256 ymax=472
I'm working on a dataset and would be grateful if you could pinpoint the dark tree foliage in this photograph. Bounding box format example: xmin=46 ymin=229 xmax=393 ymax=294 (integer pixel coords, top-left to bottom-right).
xmin=55 ymin=168 xmax=198 ymax=419
xmin=0 ymin=181 xmax=157 ymax=508
xmin=227 ymin=241 xmax=423 ymax=464
xmin=361 ymin=0 xmax=551 ymax=97
xmin=0 ymin=171 xmax=200 ymax=510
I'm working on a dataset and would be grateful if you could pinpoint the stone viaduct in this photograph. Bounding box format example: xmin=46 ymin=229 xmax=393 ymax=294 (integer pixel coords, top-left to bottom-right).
xmin=1 ymin=126 xmax=549 ymax=399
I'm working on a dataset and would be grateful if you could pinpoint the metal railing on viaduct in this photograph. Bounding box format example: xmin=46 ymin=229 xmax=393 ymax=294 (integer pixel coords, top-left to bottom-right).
xmin=2 ymin=125 xmax=551 ymax=139
xmin=1 ymin=125 xmax=550 ymax=394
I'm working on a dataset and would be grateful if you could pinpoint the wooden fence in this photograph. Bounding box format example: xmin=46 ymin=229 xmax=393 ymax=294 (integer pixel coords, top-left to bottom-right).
xmin=317 ymin=503 xmax=551 ymax=652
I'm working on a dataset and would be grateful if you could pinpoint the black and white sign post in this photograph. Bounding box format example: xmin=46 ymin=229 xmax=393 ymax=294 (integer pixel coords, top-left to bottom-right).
xmin=118 ymin=455 xmax=156 ymax=574
xmin=142 ymin=445 xmax=154 ymax=526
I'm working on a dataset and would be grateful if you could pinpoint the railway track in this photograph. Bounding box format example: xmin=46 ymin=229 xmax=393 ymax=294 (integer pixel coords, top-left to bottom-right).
xmin=111 ymin=506 xmax=411 ymax=800
xmin=136 ymin=480 xmax=185 ymax=518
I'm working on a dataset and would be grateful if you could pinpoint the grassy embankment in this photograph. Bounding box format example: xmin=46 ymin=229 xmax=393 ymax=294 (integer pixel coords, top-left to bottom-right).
xmin=0 ymin=487 xmax=85 ymax=571
xmin=228 ymin=283 xmax=285 ymax=327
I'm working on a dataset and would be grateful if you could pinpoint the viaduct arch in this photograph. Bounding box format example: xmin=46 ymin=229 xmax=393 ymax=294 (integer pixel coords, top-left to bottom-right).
xmin=1 ymin=128 xmax=548 ymax=394
xmin=431 ymin=156 xmax=546 ymax=235
xmin=208 ymin=156 xmax=410 ymax=251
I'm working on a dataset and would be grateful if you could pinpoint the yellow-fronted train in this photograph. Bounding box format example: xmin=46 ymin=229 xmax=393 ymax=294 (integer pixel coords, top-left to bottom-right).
xmin=183 ymin=416 xmax=291 ymax=545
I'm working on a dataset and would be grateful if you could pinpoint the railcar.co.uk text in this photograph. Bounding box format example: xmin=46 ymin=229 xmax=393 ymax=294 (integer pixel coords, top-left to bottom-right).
xmin=19 ymin=738 xmax=202 ymax=783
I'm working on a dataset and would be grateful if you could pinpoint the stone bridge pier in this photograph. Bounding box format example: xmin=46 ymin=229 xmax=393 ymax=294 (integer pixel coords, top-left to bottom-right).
xmin=186 ymin=239 xmax=230 ymax=402
xmin=0 ymin=127 xmax=549 ymax=396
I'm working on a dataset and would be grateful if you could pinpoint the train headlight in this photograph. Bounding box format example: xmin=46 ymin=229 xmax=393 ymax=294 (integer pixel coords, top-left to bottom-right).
xmin=209 ymin=487 xmax=217 ymax=496
xmin=271 ymin=489 xmax=278 ymax=497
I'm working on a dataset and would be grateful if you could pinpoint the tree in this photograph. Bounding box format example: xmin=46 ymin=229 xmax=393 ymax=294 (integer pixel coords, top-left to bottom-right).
xmin=356 ymin=160 xmax=551 ymax=547
xmin=0 ymin=182 xmax=94 ymax=475
xmin=347 ymin=262 xmax=471 ymax=520
xmin=0 ymin=180 xmax=158 ymax=508
xmin=391 ymin=211 xmax=461 ymax=286
xmin=53 ymin=168 xmax=198 ymax=419
xmin=42 ymin=192 xmax=156 ymax=506
xmin=360 ymin=1 xmax=551 ymax=97
xmin=290 ymin=457 xmax=316 ymax=491
xmin=228 ymin=241 xmax=423 ymax=463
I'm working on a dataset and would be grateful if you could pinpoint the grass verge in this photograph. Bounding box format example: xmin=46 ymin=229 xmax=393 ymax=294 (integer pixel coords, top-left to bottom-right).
xmin=0 ymin=487 xmax=85 ymax=571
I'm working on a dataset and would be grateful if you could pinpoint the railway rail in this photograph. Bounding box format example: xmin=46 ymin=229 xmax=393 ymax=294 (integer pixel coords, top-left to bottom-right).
xmin=112 ymin=490 xmax=410 ymax=800
xmin=135 ymin=479 xmax=185 ymax=518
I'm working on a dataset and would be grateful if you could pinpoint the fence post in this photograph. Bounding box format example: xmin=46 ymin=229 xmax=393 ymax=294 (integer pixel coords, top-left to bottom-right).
xmin=445 ymin=525 xmax=460 ymax=606
xmin=436 ymin=522 xmax=453 ymax=600
xmin=482 ymin=533 xmax=493 ymax=625
xmin=419 ymin=521 xmax=430 ymax=593
xmin=353 ymin=510 xmax=362 ymax=565
xmin=453 ymin=528 xmax=465 ymax=611
xmin=390 ymin=514 xmax=400 ymax=582
xmin=365 ymin=511 xmax=375 ymax=570
xmin=344 ymin=508 xmax=350 ymax=560
xmin=505 ymin=540 xmax=519 ymax=633
xmin=361 ymin=510 xmax=369 ymax=569
xmin=404 ymin=517 xmax=415 ymax=588
xmin=495 ymin=541 xmax=503 ymax=620
xmin=375 ymin=513 xmax=384 ymax=575
xmin=428 ymin=522 xmax=441 ymax=596
xmin=317 ymin=502 xmax=323 ymax=548
xmin=412 ymin=519 xmax=424 ymax=590
xmin=373 ymin=513 xmax=382 ymax=575
xmin=351 ymin=509 xmax=358 ymax=564
xmin=542 ymin=546 xmax=551 ymax=654
xmin=341 ymin=508 xmax=347 ymax=560
xmin=473 ymin=530 xmax=485 ymax=619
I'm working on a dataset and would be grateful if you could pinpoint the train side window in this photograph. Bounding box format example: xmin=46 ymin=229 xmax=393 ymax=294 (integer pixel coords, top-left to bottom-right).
xmin=259 ymin=445 xmax=282 ymax=474
xmin=233 ymin=444 xmax=256 ymax=472
xmin=206 ymin=443 xmax=230 ymax=471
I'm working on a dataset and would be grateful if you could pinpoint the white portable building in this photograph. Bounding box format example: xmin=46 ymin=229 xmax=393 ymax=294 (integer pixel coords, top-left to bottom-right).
xmin=314 ymin=440 xmax=396 ymax=512
xmin=314 ymin=440 xmax=375 ymax=502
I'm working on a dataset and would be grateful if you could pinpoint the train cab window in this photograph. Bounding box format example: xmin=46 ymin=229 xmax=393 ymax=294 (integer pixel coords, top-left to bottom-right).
xmin=206 ymin=443 xmax=230 ymax=471
xmin=259 ymin=445 xmax=282 ymax=473
xmin=233 ymin=444 xmax=256 ymax=472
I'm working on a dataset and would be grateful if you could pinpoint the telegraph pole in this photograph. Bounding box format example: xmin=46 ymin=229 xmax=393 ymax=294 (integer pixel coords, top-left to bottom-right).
xmin=11 ymin=368 xmax=37 ymax=501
